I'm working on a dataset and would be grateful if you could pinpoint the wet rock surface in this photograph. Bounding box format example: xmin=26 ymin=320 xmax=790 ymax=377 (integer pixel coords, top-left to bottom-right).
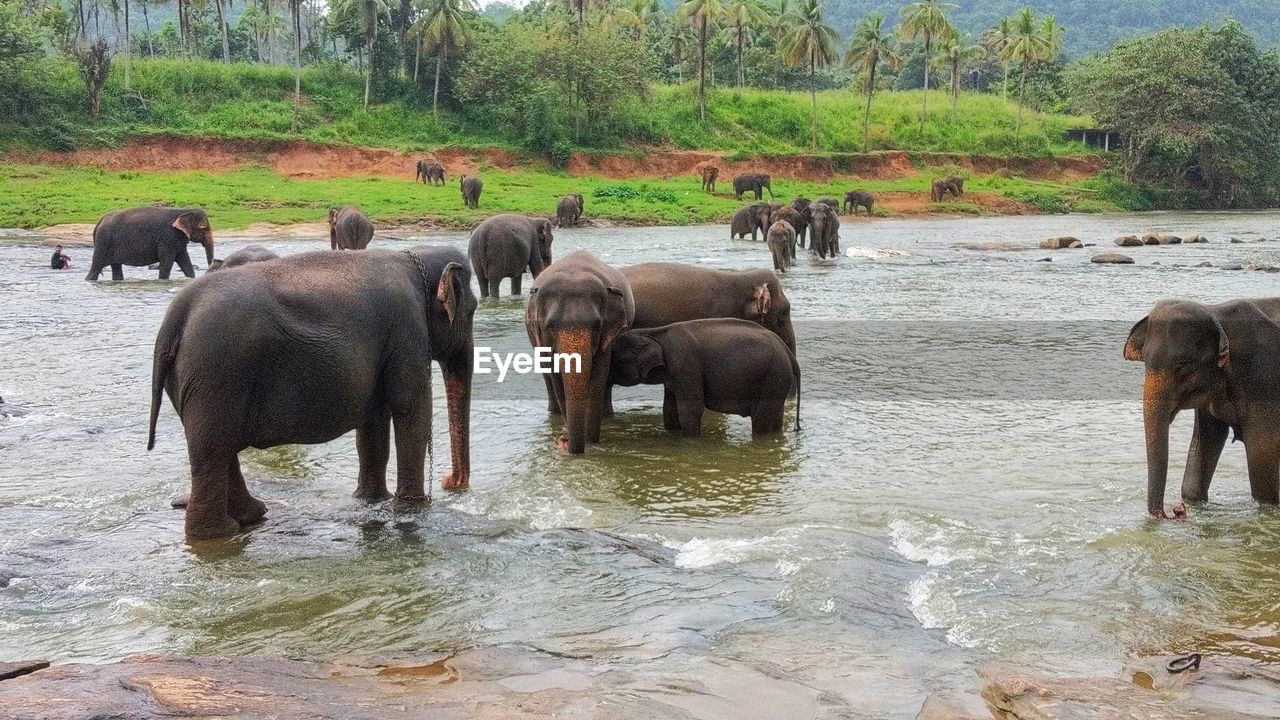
xmin=1113 ymin=234 xmax=1143 ymax=246
xmin=1039 ymin=236 xmax=1081 ymax=249
xmin=1090 ymin=252 xmax=1134 ymax=264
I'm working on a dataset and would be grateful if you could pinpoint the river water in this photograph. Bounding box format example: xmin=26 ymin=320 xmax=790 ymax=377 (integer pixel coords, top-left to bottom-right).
xmin=2 ymin=211 xmax=1280 ymax=717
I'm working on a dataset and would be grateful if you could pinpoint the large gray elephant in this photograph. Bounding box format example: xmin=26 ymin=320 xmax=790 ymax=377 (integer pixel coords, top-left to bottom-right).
xmin=328 ymin=206 xmax=374 ymax=250
xmin=609 ymin=319 xmax=800 ymax=437
xmin=556 ymin=194 xmax=584 ymax=227
xmin=468 ymin=213 xmax=553 ymax=297
xmin=730 ymin=203 xmax=773 ymax=241
xmin=732 ymin=173 xmax=774 ymax=201
xmin=525 ymin=250 xmax=635 ymax=455
xmin=207 ymin=245 xmax=278 ymax=271
xmin=808 ymin=203 xmax=840 ymax=259
xmin=1124 ymin=298 xmax=1280 ymax=518
xmin=461 ymin=175 xmax=484 ymax=209
xmin=148 ymin=246 xmax=477 ymax=539
xmin=86 ymin=206 xmax=214 ymax=281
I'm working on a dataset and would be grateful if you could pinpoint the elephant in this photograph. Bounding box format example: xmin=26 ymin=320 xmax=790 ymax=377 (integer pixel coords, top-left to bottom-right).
xmin=148 ymin=246 xmax=477 ymax=539
xmin=808 ymin=202 xmax=840 ymax=259
xmin=461 ymin=175 xmax=483 ymax=209
xmin=609 ymin=319 xmax=800 ymax=437
xmin=700 ymin=165 xmax=720 ymax=193
xmin=468 ymin=213 xmax=553 ymax=298
xmin=843 ymin=190 xmax=874 ymax=215
xmin=328 ymin=206 xmax=374 ymax=250
xmin=930 ymin=176 xmax=964 ymax=202
xmin=208 ymin=245 xmax=278 ymax=271
xmin=1124 ymin=298 xmax=1280 ymax=518
xmin=730 ymin=203 xmax=774 ymax=241
xmin=86 ymin=206 xmax=214 ymax=281
xmin=766 ymin=220 xmax=796 ymax=272
xmin=556 ymin=194 xmax=584 ymax=227
xmin=416 ymin=160 xmax=445 ymax=186
xmin=771 ymin=205 xmax=807 ymax=251
xmin=525 ymin=250 xmax=635 ymax=455
xmin=814 ymin=196 xmax=840 ymax=212
xmin=733 ymin=173 xmax=774 ymax=201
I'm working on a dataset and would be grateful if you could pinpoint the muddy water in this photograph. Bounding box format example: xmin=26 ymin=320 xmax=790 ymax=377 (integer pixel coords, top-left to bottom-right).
xmin=2 ymin=212 xmax=1280 ymax=717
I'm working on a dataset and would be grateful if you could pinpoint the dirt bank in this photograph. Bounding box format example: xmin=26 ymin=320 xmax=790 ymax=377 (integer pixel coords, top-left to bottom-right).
xmin=5 ymin=136 xmax=1105 ymax=184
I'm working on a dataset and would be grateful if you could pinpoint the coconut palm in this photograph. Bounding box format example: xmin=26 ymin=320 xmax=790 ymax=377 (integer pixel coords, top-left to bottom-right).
xmin=666 ymin=21 xmax=693 ymax=84
xmin=982 ymin=16 xmax=1012 ymax=101
xmin=1040 ymin=14 xmax=1063 ymax=59
xmin=409 ymin=0 xmax=474 ymax=116
xmin=213 ymin=0 xmax=231 ymax=62
xmin=780 ymin=0 xmax=838 ymax=150
xmin=678 ymin=0 xmax=728 ymax=121
xmin=290 ymin=0 xmax=302 ymax=132
xmin=333 ymin=0 xmax=392 ymax=107
xmin=1002 ymin=7 xmax=1048 ymax=146
xmin=719 ymin=0 xmax=766 ymax=90
xmin=898 ymin=0 xmax=955 ymax=133
xmin=934 ymin=33 xmax=984 ymax=121
xmin=844 ymin=12 xmax=900 ymax=151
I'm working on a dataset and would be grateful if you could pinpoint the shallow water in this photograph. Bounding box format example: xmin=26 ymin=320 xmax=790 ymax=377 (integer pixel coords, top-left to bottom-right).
xmin=3 ymin=212 xmax=1280 ymax=717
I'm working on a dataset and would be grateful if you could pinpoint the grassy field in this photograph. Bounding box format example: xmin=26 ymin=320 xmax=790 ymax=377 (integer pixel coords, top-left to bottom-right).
xmin=5 ymin=58 xmax=1095 ymax=159
xmin=0 ymin=161 xmax=1119 ymax=230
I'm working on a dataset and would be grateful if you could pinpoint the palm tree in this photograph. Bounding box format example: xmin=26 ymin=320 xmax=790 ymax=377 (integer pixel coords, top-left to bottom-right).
xmin=411 ymin=0 xmax=475 ymax=116
xmin=935 ymin=33 xmax=983 ymax=121
xmin=1002 ymin=7 xmax=1047 ymax=146
xmin=677 ymin=0 xmax=727 ymax=122
xmin=720 ymin=0 xmax=766 ymax=91
xmin=666 ymin=21 xmax=692 ymax=84
xmin=844 ymin=12 xmax=900 ymax=151
xmin=982 ymin=16 xmax=1012 ymax=101
xmin=334 ymin=0 xmax=392 ymax=107
xmin=290 ymin=0 xmax=303 ymax=131
xmin=213 ymin=0 xmax=231 ymax=61
xmin=898 ymin=0 xmax=955 ymax=133
xmin=1040 ymin=14 xmax=1063 ymax=60
xmin=780 ymin=0 xmax=838 ymax=150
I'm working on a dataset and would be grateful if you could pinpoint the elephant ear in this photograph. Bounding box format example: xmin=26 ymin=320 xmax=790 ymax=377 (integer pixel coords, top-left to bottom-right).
xmin=171 ymin=215 xmax=192 ymax=240
xmin=1212 ymin=316 xmax=1230 ymax=367
xmin=1123 ymin=316 xmax=1148 ymax=361
xmin=747 ymin=283 xmax=772 ymax=321
xmin=436 ymin=262 xmax=465 ymax=325
xmin=524 ymin=288 xmax=541 ymax=339
xmin=600 ymin=286 xmax=631 ymax=351
xmin=635 ymin=336 xmax=665 ymax=379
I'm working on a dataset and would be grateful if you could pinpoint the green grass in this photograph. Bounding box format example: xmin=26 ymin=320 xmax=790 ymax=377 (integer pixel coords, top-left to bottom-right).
xmin=0 ymin=162 xmax=1119 ymax=230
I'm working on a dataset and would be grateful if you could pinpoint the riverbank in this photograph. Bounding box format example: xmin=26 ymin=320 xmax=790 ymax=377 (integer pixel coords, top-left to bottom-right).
xmin=0 ymin=138 xmax=1117 ymax=230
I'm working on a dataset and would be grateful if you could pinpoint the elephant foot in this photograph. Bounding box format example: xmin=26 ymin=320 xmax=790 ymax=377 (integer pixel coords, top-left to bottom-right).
xmin=440 ymin=472 xmax=469 ymax=490
xmin=230 ymin=495 xmax=268 ymax=527
xmin=556 ymin=435 xmax=571 ymax=453
xmin=185 ymin=513 xmax=241 ymax=540
xmin=353 ymin=487 xmax=393 ymax=503
xmin=391 ymin=493 xmax=430 ymax=511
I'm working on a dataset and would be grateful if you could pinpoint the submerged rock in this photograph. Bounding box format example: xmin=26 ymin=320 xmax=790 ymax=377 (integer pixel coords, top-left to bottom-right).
xmin=1040 ymin=236 xmax=1082 ymax=249
xmin=1091 ymin=252 xmax=1135 ymax=264
xmin=1143 ymin=232 xmax=1182 ymax=245
xmin=1185 ymin=234 xmax=1209 ymax=243
xmin=1197 ymin=261 xmax=1214 ymax=268
xmin=1114 ymin=234 xmax=1143 ymax=247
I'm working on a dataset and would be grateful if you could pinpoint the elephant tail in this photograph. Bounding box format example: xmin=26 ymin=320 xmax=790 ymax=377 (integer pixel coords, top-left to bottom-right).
xmin=789 ymin=349 xmax=801 ymax=432
xmin=148 ymin=316 xmax=182 ymax=451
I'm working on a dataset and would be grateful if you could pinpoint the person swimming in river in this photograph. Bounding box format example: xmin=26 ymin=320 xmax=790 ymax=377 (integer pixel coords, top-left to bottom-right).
xmin=50 ymin=245 xmax=71 ymax=270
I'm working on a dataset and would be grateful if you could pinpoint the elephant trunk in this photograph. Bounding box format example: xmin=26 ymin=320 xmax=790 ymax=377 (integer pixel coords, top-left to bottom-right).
xmin=203 ymin=237 xmax=215 ymax=266
xmin=1142 ymin=370 xmax=1175 ymax=517
xmin=556 ymin=327 xmax=594 ymax=455
xmin=441 ymin=346 xmax=472 ymax=489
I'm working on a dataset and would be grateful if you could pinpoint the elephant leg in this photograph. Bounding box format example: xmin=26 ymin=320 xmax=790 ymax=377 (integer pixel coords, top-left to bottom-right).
xmin=175 ymin=249 xmax=195 ymax=278
xmin=510 ymin=274 xmax=522 ymax=296
xmin=541 ymin=373 xmax=563 ymax=415
xmin=1181 ymin=410 xmax=1229 ymax=504
xmin=226 ymin=456 xmax=267 ymax=527
xmin=86 ymin=256 xmax=105 ymax=281
xmin=391 ymin=406 xmax=430 ymax=503
xmin=662 ymin=389 xmax=680 ymax=433
xmin=111 ymin=263 xmax=124 ymax=281
xmin=354 ymin=416 xmax=393 ymax=501
xmin=476 ymin=270 xmax=490 ymax=298
xmin=184 ymin=446 xmax=240 ymax=539
xmin=1244 ymin=428 xmax=1280 ymax=505
xmin=487 ymin=275 xmax=502 ymax=299
xmin=157 ymin=257 xmax=175 ymax=280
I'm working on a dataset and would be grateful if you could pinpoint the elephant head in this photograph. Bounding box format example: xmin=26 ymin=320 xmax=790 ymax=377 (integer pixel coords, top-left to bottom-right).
xmin=174 ymin=209 xmax=215 ymax=266
xmin=532 ymin=218 xmax=554 ymax=276
xmin=609 ymin=331 xmax=665 ymax=387
xmin=574 ymin=194 xmax=584 ymax=212
xmin=752 ymin=203 xmax=774 ymax=232
xmin=757 ymin=174 xmax=774 ymax=198
xmin=1124 ymin=300 xmax=1231 ymax=517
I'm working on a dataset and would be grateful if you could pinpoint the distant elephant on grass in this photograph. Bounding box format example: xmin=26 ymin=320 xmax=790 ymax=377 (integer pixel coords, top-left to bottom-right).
xmin=416 ymin=160 xmax=445 ymax=185
xmin=930 ymin=176 xmax=964 ymax=202
xmin=1125 ymin=298 xmax=1280 ymax=518
xmin=461 ymin=175 xmax=483 ymax=209
xmin=733 ymin=173 xmax=774 ymax=201
xmin=766 ymin=220 xmax=796 ymax=272
xmin=700 ymin=165 xmax=719 ymax=193
xmin=208 ymin=245 xmax=278 ymax=271
xmin=808 ymin=203 xmax=840 ymax=259
xmin=609 ymin=319 xmax=800 ymax=437
xmin=844 ymin=190 xmax=874 ymax=215
xmin=87 ymin=206 xmax=214 ymax=281
xmin=328 ymin=206 xmax=374 ymax=250
xmin=730 ymin=203 xmax=774 ymax=241
xmin=148 ymin=246 xmax=477 ymax=539
xmin=469 ymin=213 xmax=553 ymax=297
xmin=556 ymin=194 xmax=584 ymax=227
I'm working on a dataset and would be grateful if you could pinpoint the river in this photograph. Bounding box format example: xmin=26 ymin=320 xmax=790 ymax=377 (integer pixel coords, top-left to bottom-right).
xmin=2 ymin=211 xmax=1279 ymax=717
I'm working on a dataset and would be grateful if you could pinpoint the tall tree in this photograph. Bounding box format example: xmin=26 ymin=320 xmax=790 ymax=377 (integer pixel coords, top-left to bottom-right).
xmin=898 ymin=0 xmax=955 ymax=133
xmin=935 ymin=32 xmax=983 ymax=120
xmin=779 ymin=0 xmax=838 ymax=150
xmin=74 ymin=38 xmax=111 ymax=123
xmin=290 ymin=0 xmax=302 ymax=131
xmin=720 ymin=0 xmax=765 ymax=91
xmin=1002 ymin=7 xmax=1048 ymax=146
xmin=214 ymin=0 xmax=231 ymax=62
xmin=845 ymin=12 xmax=900 ymax=151
xmin=982 ymin=16 xmax=1012 ymax=101
xmin=334 ymin=0 xmax=391 ymax=107
xmin=677 ymin=0 xmax=726 ymax=122
xmin=411 ymin=0 xmax=474 ymax=116
xmin=666 ymin=20 xmax=691 ymax=84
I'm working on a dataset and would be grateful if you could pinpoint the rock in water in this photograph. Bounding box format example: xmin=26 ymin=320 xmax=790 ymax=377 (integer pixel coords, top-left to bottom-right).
xmin=1185 ymin=234 xmax=1209 ymax=243
xmin=1091 ymin=253 xmax=1135 ymax=264
xmin=1114 ymin=235 xmax=1143 ymax=247
xmin=1040 ymin=236 xmax=1082 ymax=249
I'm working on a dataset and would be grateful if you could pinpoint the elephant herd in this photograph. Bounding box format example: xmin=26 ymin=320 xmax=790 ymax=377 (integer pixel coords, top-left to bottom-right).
xmin=730 ymin=194 xmax=848 ymax=271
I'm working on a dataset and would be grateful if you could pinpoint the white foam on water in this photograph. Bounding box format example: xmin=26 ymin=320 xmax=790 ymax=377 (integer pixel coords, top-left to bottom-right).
xmin=665 ymin=527 xmax=802 ymax=569
xmin=447 ymin=490 xmax=594 ymax=531
xmin=906 ymin=573 xmax=981 ymax=648
xmin=844 ymin=246 xmax=913 ymax=259
xmin=888 ymin=517 xmax=977 ymax=567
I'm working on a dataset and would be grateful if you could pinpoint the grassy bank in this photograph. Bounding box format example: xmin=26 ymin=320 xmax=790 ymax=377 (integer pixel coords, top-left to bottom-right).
xmin=5 ymin=58 xmax=1094 ymax=159
xmin=0 ymin=162 xmax=1119 ymax=230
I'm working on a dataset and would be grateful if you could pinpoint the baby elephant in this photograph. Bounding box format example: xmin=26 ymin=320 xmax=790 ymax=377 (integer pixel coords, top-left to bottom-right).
xmin=609 ymin=318 xmax=800 ymax=437
xmin=556 ymin=194 xmax=584 ymax=227
xmin=766 ymin=220 xmax=795 ymax=272
xmin=208 ymin=245 xmax=279 ymax=271
xmin=461 ymin=175 xmax=483 ymax=209
xmin=843 ymin=190 xmax=874 ymax=215
xmin=328 ymin=206 xmax=374 ymax=250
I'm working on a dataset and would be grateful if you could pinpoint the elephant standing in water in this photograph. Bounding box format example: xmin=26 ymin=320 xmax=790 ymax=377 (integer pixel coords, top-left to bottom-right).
xmin=1125 ymin=298 xmax=1280 ymax=518
xmin=328 ymin=206 xmax=374 ymax=250
xmin=468 ymin=213 xmax=553 ymax=297
xmin=609 ymin=319 xmax=800 ymax=437
xmin=556 ymin=194 xmax=584 ymax=227
xmin=86 ymin=206 xmax=215 ymax=281
xmin=730 ymin=203 xmax=773 ymax=241
xmin=461 ymin=175 xmax=484 ymax=209
xmin=525 ymin=250 xmax=634 ymax=455
xmin=766 ymin=220 xmax=796 ymax=272
xmin=149 ymin=246 xmax=477 ymax=538
xmin=207 ymin=245 xmax=278 ymax=271
xmin=807 ymin=202 xmax=840 ymax=258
